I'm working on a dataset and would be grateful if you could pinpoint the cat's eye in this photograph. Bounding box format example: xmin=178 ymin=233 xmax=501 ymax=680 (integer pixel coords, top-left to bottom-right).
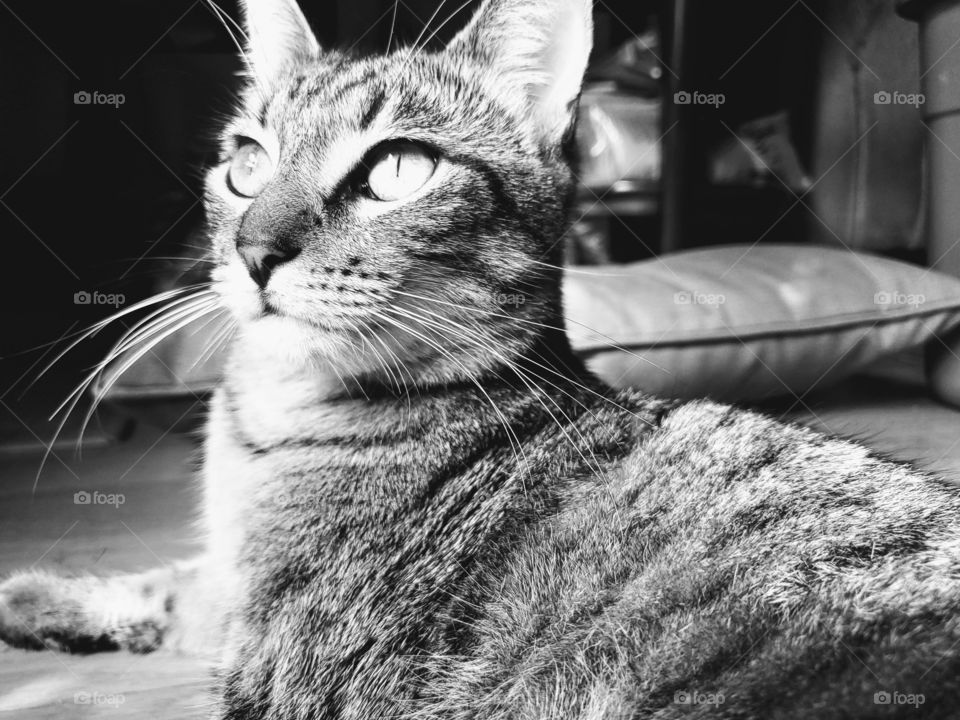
xmin=363 ymin=142 xmax=436 ymax=202
xmin=228 ymin=140 xmax=274 ymax=198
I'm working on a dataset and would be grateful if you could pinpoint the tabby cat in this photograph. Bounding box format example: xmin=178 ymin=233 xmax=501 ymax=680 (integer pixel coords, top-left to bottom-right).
xmin=3 ymin=0 xmax=960 ymax=717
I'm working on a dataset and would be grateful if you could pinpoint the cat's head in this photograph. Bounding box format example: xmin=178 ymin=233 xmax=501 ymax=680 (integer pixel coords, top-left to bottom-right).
xmin=206 ymin=0 xmax=593 ymax=387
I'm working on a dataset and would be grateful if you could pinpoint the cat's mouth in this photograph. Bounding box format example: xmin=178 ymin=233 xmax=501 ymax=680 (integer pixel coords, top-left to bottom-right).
xmin=261 ymin=295 xmax=282 ymax=316
xmin=253 ymin=291 xmax=356 ymax=334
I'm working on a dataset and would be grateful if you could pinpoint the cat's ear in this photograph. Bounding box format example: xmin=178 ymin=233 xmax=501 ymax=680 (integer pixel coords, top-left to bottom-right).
xmin=447 ymin=0 xmax=593 ymax=143
xmin=239 ymin=0 xmax=320 ymax=88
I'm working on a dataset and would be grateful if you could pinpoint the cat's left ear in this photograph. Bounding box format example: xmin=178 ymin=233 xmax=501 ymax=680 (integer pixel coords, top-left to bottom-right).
xmin=239 ymin=0 xmax=320 ymax=88
xmin=447 ymin=0 xmax=593 ymax=143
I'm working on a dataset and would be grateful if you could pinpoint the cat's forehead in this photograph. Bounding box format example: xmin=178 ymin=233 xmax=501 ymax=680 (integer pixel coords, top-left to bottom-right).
xmin=229 ymin=51 xmax=525 ymax=194
xmin=256 ymin=53 xmax=474 ymax=142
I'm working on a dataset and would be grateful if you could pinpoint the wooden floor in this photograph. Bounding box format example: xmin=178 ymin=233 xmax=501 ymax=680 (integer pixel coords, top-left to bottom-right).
xmin=2 ymin=367 xmax=960 ymax=718
xmin=0 ymin=648 xmax=211 ymax=719
xmin=0 ymin=390 xmax=210 ymax=719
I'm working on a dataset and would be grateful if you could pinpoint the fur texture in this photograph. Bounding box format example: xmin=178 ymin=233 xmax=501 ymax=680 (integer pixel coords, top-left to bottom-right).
xmin=3 ymin=0 xmax=960 ymax=718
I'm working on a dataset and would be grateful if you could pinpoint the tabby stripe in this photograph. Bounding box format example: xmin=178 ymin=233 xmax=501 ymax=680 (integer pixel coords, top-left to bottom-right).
xmin=359 ymin=88 xmax=387 ymax=130
xmin=305 ymin=68 xmax=376 ymax=103
xmin=240 ymin=431 xmax=416 ymax=456
xmin=287 ymin=74 xmax=307 ymax=101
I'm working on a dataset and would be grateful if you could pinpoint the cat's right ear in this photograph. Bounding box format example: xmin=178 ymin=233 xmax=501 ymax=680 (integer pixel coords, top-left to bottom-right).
xmin=239 ymin=0 xmax=320 ymax=89
xmin=446 ymin=0 xmax=593 ymax=144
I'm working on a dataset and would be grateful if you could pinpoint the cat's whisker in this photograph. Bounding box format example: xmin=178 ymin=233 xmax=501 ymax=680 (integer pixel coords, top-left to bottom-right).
xmin=41 ymin=296 xmax=218 ymax=442
xmin=386 ymin=304 xmax=605 ymax=477
xmin=386 ymin=289 xmax=657 ymax=425
xmin=105 ymin=293 xmax=221 ymax=358
xmin=413 ymin=0 xmax=476 ymax=55
xmin=196 ymin=321 xmax=238 ymax=373
xmin=79 ymin=300 xmax=222 ymax=444
xmin=394 ymin=302 xmax=651 ymax=460
xmin=373 ymin=310 xmax=529 ymax=472
xmin=35 ymin=294 xmax=221 ymax=491
xmin=529 ymin=259 xmax=637 ymax=277
xmin=365 ymin=316 xmax=423 ymax=407
xmin=52 ymin=296 xmax=221 ymax=428
xmin=327 ymin=351 xmax=369 ymax=401
xmin=390 ymin=285 xmax=669 ymax=373
xmin=385 ymin=0 xmax=400 ymax=54
xmin=24 ymin=285 xmax=214 ymax=397
xmin=385 ymin=303 xmax=603 ymax=483
xmin=205 ymin=0 xmax=250 ymax=45
xmin=353 ymin=323 xmax=406 ymax=397
xmin=186 ymin=308 xmax=238 ymax=374
xmin=409 ymin=0 xmax=451 ymax=54
xmin=204 ymin=0 xmax=252 ymax=68
xmin=111 ymin=256 xmax=217 ymax=265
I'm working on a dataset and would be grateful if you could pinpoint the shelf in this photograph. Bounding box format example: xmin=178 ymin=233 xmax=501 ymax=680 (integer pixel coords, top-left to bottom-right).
xmin=575 ymin=180 xmax=661 ymax=218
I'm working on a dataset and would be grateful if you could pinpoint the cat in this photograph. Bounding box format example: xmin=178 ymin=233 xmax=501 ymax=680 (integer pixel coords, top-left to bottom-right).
xmin=3 ymin=0 xmax=960 ymax=717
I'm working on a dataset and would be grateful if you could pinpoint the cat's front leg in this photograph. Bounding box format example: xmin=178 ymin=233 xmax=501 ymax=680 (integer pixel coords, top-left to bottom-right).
xmin=0 ymin=556 xmax=222 ymax=655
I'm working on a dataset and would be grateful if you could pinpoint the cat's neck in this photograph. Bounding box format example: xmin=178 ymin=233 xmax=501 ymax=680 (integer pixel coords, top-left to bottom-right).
xmin=212 ymin=324 xmax=653 ymax=714
xmin=222 ymin=321 xmax=597 ymax=445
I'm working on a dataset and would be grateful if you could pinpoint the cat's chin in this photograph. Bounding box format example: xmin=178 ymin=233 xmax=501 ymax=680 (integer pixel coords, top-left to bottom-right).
xmin=237 ymin=312 xmax=373 ymax=374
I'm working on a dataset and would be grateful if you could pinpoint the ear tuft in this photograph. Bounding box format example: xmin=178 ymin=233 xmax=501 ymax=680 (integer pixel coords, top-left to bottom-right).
xmin=240 ymin=0 xmax=320 ymax=89
xmin=448 ymin=0 xmax=593 ymax=143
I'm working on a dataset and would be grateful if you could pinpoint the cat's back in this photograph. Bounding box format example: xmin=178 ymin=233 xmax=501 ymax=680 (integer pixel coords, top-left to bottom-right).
xmin=423 ymin=395 xmax=960 ymax=719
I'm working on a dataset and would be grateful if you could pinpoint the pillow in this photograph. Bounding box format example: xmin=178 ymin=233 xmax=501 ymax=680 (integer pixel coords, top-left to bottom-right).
xmin=564 ymin=244 xmax=960 ymax=401
xmin=100 ymin=244 xmax=960 ymax=422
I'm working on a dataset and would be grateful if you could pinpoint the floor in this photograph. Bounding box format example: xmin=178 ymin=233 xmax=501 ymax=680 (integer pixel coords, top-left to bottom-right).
xmin=0 ymin=381 xmax=210 ymax=719
xmin=1 ymin=365 xmax=960 ymax=718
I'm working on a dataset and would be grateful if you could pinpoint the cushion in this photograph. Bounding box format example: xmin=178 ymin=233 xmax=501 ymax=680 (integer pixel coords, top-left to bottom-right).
xmin=101 ymin=244 xmax=960 ymax=422
xmin=564 ymin=244 xmax=960 ymax=401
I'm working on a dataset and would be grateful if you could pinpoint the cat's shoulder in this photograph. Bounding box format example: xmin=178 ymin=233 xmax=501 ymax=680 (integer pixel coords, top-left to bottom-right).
xmin=604 ymin=389 xmax=940 ymax=499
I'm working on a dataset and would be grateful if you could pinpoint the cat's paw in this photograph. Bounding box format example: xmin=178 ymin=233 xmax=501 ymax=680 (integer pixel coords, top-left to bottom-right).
xmin=0 ymin=570 xmax=168 ymax=654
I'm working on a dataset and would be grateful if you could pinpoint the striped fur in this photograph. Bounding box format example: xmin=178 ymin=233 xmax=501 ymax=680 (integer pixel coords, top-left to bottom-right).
xmin=3 ymin=0 xmax=960 ymax=718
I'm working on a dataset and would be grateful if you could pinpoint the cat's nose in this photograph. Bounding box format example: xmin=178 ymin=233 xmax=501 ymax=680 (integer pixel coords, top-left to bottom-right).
xmin=236 ymin=242 xmax=301 ymax=289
